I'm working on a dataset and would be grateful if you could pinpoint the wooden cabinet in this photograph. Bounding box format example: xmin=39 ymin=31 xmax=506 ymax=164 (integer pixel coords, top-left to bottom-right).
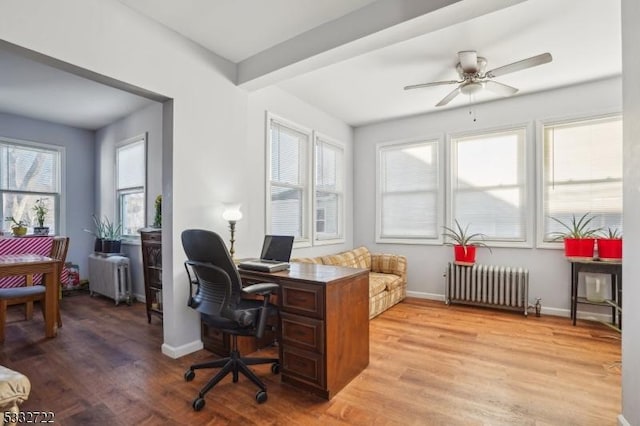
xmin=140 ymin=228 xmax=162 ymax=323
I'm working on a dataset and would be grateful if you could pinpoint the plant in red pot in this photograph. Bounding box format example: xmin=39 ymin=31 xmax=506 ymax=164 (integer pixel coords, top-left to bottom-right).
xmin=549 ymin=213 xmax=600 ymax=260
xmin=597 ymin=227 xmax=622 ymax=261
xmin=442 ymin=220 xmax=491 ymax=266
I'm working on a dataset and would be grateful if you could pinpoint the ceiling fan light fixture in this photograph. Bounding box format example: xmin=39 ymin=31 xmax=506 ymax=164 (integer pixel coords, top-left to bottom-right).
xmin=460 ymin=81 xmax=483 ymax=95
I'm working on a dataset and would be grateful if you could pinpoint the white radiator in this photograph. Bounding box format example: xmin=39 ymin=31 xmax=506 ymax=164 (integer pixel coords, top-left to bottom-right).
xmin=445 ymin=263 xmax=529 ymax=316
xmin=88 ymin=254 xmax=132 ymax=305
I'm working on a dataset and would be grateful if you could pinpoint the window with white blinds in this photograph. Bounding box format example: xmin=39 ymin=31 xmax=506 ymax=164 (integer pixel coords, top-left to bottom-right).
xmin=267 ymin=115 xmax=311 ymax=242
xmin=0 ymin=139 xmax=62 ymax=234
xmin=116 ymin=135 xmax=146 ymax=238
xmin=541 ymin=115 xmax=622 ymax=242
xmin=314 ymin=134 xmax=344 ymax=243
xmin=377 ymin=140 xmax=440 ymax=242
xmin=450 ymin=127 xmax=527 ymax=242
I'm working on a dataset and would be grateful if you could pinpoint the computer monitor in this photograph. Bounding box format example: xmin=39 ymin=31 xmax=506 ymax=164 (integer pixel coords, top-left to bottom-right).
xmin=260 ymin=235 xmax=294 ymax=262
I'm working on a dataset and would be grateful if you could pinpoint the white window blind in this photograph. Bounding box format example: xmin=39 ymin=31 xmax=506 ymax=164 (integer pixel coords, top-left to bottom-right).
xmin=116 ymin=136 xmax=146 ymax=238
xmin=314 ymin=136 xmax=344 ymax=242
xmin=378 ymin=140 xmax=439 ymax=240
xmin=0 ymin=140 xmax=61 ymax=234
xmin=450 ymin=128 xmax=526 ymax=241
xmin=542 ymin=116 xmax=622 ymax=241
xmin=268 ymin=117 xmax=310 ymax=240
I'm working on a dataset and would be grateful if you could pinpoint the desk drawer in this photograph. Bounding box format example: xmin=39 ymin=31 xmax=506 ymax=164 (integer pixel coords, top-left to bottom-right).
xmin=280 ymin=281 xmax=324 ymax=319
xmin=281 ymin=312 xmax=324 ymax=353
xmin=281 ymin=345 xmax=325 ymax=388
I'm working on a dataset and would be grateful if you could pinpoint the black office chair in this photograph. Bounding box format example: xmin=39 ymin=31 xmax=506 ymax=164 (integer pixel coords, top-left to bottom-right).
xmin=181 ymin=229 xmax=280 ymax=411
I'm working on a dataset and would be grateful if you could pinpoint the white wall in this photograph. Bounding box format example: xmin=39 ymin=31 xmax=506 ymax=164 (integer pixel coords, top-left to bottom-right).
xmin=354 ymin=77 xmax=622 ymax=316
xmin=246 ymin=86 xmax=354 ymax=258
xmin=621 ymin=1 xmax=639 ymax=424
xmin=0 ymin=111 xmax=95 ymax=279
xmin=94 ymin=102 xmax=163 ymax=301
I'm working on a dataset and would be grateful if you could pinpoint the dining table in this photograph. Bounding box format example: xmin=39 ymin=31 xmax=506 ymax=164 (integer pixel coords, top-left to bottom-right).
xmin=0 ymin=254 xmax=60 ymax=338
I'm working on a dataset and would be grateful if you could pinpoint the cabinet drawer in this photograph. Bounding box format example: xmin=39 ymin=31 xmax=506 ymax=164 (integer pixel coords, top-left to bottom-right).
xmin=141 ymin=231 xmax=162 ymax=242
xmin=281 ymin=312 xmax=324 ymax=353
xmin=280 ymin=281 xmax=324 ymax=319
xmin=281 ymin=345 xmax=325 ymax=388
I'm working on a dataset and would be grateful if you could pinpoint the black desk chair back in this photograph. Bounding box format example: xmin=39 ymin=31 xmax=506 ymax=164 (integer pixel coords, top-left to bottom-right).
xmin=181 ymin=229 xmax=280 ymax=411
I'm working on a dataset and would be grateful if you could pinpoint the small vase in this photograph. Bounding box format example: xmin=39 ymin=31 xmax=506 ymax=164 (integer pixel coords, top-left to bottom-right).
xmin=33 ymin=226 xmax=49 ymax=236
xmin=454 ymin=245 xmax=476 ymax=265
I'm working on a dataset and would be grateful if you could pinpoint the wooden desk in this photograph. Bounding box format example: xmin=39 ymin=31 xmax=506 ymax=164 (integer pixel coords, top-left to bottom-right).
xmin=239 ymin=262 xmax=370 ymax=400
xmin=0 ymin=254 xmax=60 ymax=337
xmin=569 ymin=258 xmax=621 ymax=327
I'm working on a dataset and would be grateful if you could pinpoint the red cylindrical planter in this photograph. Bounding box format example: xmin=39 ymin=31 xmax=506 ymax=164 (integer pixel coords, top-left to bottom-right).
xmin=563 ymin=238 xmax=595 ymax=259
xmin=597 ymin=238 xmax=622 ymax=261
xmin=454 ymin=245 xmax=476 ymax=265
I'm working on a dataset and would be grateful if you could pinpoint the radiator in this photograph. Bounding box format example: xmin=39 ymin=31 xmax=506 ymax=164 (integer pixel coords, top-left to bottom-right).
xmin=88 ymin=254 xmax=132 ymax=305
xmin=445 ymin=263 xmax=530 ymax=316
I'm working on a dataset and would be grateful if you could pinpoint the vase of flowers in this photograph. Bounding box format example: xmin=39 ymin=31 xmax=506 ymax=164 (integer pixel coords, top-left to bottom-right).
xmin=32 ymin=198 xmax=50 ymax=235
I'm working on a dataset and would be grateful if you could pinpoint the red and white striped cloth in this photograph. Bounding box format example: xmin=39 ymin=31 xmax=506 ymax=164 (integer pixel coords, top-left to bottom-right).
xmin=0 ymin=236 xmax=69 ymax=288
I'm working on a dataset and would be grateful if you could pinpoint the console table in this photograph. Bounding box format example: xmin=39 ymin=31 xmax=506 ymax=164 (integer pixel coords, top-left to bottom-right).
xmin=569 ymin=258 xmax=621 ymax=327
xmin=236 ymin=263 xmax=370 ymax=400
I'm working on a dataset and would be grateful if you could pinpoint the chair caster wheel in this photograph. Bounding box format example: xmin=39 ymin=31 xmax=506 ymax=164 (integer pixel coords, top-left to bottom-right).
xmin=256 ymin=390 xmax=268 ymax=403
xmin=184 ymin=369 xmax=195 ymax=382
xmin=271 ymin=363 xmax=281 ymax=374
xmin=192 ymin=397 xmax=205 ymax=411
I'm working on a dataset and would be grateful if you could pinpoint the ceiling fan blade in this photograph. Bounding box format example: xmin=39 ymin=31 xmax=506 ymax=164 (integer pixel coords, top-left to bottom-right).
xmin=436 ymin=86 xmax=461 ymax=107
xmin=484 ymin=80 xmax=519 ymax=96
xmin=485 ymin=52 xmax=552 ymax=78
xmin=404 ymin=80 xmax=460 ymax=90
xmin=458 ymin=51 xmax=478 ymax=73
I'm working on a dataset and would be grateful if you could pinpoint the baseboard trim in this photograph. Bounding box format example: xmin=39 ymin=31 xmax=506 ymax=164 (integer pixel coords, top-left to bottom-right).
xmin=618 ymin=414 xmax=630 ymax=426
xmin=406 ymin=291 xmax=444 ymax=301
xmin=161 ymin=340 xmax=203 ymax=359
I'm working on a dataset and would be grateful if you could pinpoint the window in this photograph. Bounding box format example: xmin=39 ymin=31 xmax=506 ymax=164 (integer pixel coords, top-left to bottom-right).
xmin=540 ymin=115 xmax=622 ymax=243
xmin=267 ymin=114 xmax=311 ymax=243
xmin=0 ymin=139 xmax=62 ymax=234
xmin=314 ymin=134 xmax=344 ymax=243
xmin=116 ymin=135 xmax=146 ymax=239
xmin=377 ymin=139 xmax=441 ymax=242
xmin=449 ymin=127 xmax=527 ymax=243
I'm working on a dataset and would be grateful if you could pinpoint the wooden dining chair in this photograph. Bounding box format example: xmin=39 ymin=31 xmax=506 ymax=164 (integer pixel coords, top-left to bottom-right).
xmin=0 ymin=236 xmax=69 ymax=342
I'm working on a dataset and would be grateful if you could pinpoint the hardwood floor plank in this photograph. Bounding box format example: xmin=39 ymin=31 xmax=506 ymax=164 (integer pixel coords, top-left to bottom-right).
xmin=0 ymin=295 xmax=620 ymax=425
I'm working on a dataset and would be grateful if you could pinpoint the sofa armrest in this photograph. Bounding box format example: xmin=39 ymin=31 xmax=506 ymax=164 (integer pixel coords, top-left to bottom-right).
xmin=370 ymin=253 xmax=407 ymax=283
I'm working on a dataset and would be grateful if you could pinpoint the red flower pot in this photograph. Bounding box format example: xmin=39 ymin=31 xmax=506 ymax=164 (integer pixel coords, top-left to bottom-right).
xmin=597 ymin=238 xmax=622 ymax=261
xmin=563 ymin=238 xmax=595 ymax=259
xmin=454 ymin=245 xmax=476 ymax=265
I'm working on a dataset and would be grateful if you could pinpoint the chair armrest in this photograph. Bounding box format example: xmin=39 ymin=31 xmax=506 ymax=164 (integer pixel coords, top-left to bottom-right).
xmin=243 ymin=282 xmax=279 ymax=296
xmin=370 ymin=253 xmax=407 ymax=283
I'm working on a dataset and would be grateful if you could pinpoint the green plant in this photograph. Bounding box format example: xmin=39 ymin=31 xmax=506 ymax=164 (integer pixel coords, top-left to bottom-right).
xmin=5 ymin=216 xmax=27 ymax=229
xmin=102 ymin=216 xmax=122 ymax=241
xmin=599 ymin=227 xmax=622 ymax=239
xmin=32 ymin=198 xmax=48 ymax=227
xmin=442 ymin=220 xmax=491 ymax=253
xmin=548 ymin=212 xmax=601 ymax=240
xmin=153 ymin=195 xmax=162 ymax=228
xmin=83 ymin=214 xmax=106 ymax=239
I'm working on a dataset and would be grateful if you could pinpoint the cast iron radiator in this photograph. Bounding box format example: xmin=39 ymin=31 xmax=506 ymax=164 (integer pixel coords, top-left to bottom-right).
xmin=88 ymin=254 xmax=132 ymax=305
xmin=445 ymin=262 xmax=529 ymax=316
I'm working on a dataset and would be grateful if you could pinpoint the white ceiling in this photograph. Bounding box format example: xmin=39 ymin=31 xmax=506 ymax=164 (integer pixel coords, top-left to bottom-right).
xmin=0 ymin=0 xmax=622 ymax=130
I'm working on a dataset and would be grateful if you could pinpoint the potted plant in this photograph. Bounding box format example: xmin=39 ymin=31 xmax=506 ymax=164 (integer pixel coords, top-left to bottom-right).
xmin=101 ymin=216 xmax=122 ymax=254
xmin=32 ymin=198 xmax=49 ymax=235
xmin=83 ymin=214 xmax=106 ymax=252
xmin=597 ymin=227 xmax=622 ymax=261
xmin=549 ymin=212 xmax=600 ymax=259
xmin=4 ymin=216 xmax=28 ymax=236
xmin=442 ymin=220 xmax=491 ymax=266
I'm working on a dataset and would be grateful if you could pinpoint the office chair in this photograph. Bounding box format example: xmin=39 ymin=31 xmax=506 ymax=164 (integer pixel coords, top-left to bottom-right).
xmin=181 ymin=229 xmax=280 ymax=411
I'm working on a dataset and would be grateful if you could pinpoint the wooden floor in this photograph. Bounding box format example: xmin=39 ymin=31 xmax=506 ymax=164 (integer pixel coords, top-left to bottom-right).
xmin=0 ymin=294 xmax=620 ymax=425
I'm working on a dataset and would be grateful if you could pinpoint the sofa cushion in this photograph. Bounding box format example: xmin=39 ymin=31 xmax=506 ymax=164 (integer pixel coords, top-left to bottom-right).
xmin=369 ymin=272 xmax=403 ymax=295
xmin=320 ymin=246 xmax=371 ymax=269
xmin=291 ymin=257 xmax=322 ymax=264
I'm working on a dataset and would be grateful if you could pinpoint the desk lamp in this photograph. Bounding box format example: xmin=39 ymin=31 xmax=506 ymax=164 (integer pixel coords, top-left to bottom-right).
xmin=222 ymin=204 xmax=242 ymax=259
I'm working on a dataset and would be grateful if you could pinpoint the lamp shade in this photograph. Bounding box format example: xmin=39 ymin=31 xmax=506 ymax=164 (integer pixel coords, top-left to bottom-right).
xmin=222 ymin=204 xmax=243 ymax=222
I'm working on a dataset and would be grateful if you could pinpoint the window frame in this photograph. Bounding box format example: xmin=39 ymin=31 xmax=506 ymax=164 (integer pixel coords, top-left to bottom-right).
xmin=265 ymin=112 xmax=313 ymax=248
xmin=536 ymin=112 xmax=622 ymax=249
xmin=116 ymin=133 xmax=147 ymax=241
xmin=0 ymin=136 xmax=65 ymax=236
xmin=375 ymin=137 xmax=444 ymax=245
xmin=313 ymin=131 xmax=345 ymax=246
xmin=447 ymin=123 xmax=532 ymax=248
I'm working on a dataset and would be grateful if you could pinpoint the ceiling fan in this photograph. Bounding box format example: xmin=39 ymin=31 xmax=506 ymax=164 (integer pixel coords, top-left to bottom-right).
xmin=404 ymin=50 xmax=553 ymax=107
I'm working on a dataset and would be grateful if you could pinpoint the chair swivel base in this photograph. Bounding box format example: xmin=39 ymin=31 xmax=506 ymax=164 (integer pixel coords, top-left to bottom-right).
xmin=184 ymin=348 xmax=280 ymax=411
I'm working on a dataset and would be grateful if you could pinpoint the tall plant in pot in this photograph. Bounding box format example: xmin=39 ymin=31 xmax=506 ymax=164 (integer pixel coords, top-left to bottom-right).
xmin=597 ymin=227 xmax=622 ymax=261
xmin=101 ymin=216 xmax=122 ymax=254
xmin=442 ymin=220 xmax=491 ymax=266
xmin=32 ymin=198 xmax=49 ymax=235
xmin=549 ymin=213 xmax=600 ymax=259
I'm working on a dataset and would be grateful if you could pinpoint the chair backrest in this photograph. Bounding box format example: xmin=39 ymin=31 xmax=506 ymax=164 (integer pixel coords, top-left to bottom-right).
xmin=181 ymin=229 xmax=244 ymax=313
xmin=50 ymin=236 xmax=69 ymax=263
